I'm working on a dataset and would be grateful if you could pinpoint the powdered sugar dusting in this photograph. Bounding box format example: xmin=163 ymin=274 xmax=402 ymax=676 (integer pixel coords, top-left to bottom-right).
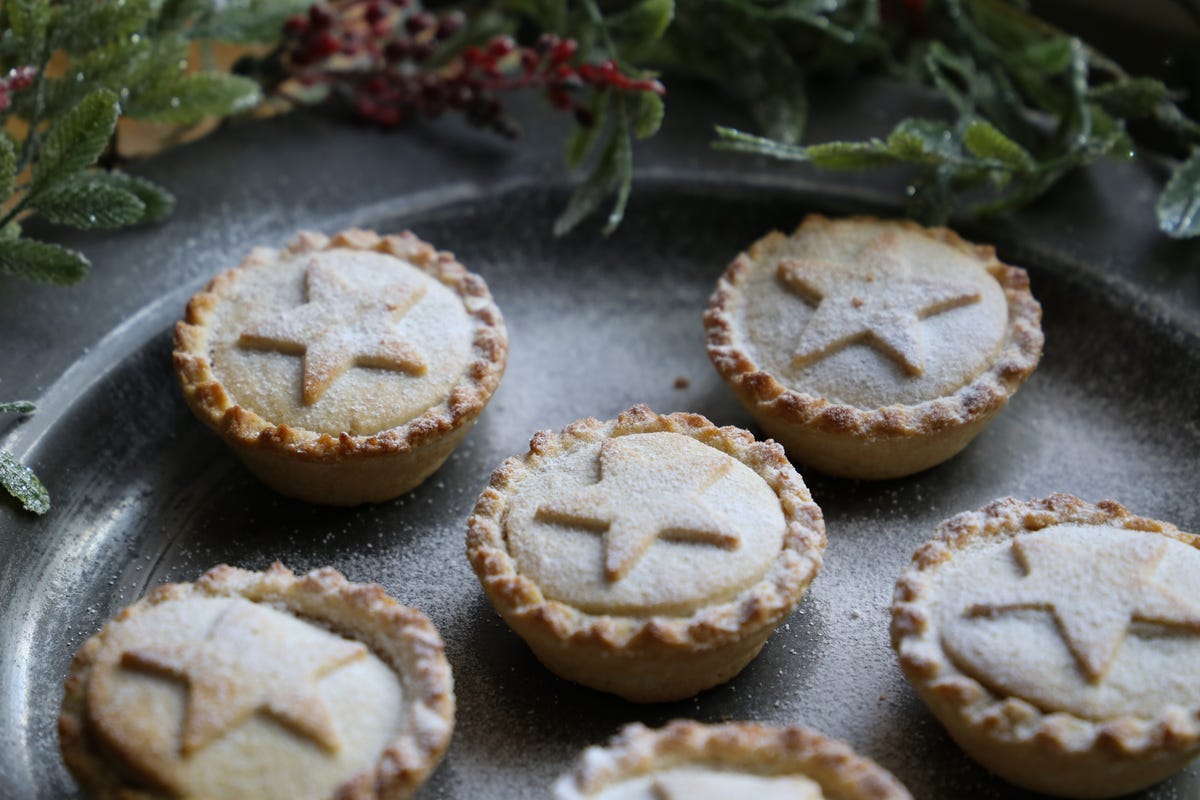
xmin=237 ymin=258 xmax=428 ymax=405
xmin=935 ymin=525 xmax=1200 ymax=719
xmin=506 ymin=432 xmax=786 ymax=616
xmin=87 ymin=597 xmax=404 ymax=800
xmin=739 ymin=218 xmax=1008 ymax=409
xmin=209 ymin=248 xmax=473 ymax=435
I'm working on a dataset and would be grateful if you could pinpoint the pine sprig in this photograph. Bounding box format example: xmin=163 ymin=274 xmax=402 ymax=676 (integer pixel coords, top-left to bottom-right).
xmin=0 ymin=1 xmax=307 ymax=518
xmin=0 ymin=0 xmax=287 ymax=287
xmin=29 ymin=88 xmax=121 ymax=195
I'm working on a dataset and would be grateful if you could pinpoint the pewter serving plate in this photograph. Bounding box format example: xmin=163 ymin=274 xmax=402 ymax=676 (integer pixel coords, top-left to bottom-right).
xmin=1 ymin=92 xmax=1199 ymax=799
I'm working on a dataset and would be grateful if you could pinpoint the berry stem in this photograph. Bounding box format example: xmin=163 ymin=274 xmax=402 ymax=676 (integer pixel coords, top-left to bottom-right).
xmin=275 ymin=0 xmax=664 ymax=136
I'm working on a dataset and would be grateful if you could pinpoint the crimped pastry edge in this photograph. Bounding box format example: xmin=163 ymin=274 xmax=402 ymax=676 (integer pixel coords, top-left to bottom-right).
xmin=465 ymin=404 xmax=826 ymax=654
xmin=890 ymin=494 xmax=1200 ymax=781
xmin=703 ymin=214 xmax=1044 ymax=441
xmin=172 ymin=228 xmax=508 ymax=461
xmin=59 ymin=563 xmax=455 ymax=800
xmin=552 ymin=719 xmax=913 ymax=799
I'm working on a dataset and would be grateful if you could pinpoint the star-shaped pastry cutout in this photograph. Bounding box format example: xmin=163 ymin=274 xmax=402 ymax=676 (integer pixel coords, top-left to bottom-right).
xmin=535 ymin=438 xmax=739 ymax=582
xmin=967 ymin=533 xmax=1200 ymax=683
xmin=122 ymin=600 xmax=367 ymax=756
xmin=238 ymin=258 xmax=428 ymax=404
xmin=777 ymin=231 xmax=981 ymax=375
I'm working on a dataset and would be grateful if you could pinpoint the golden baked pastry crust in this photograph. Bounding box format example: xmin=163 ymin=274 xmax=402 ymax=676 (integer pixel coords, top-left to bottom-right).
xmin=59 ymin=563 xmax=455 ymax=800
xmin=466 ymin=405 xmax=825 ymax=703
xmin=553 ymin=719 xmax=913 ymax=799
xmin=173 ymin=229 xmax=507 ymax=504
xmin=891 ymin=494 xmax=1200 ymax=798
xmin=704 ymin=214 xmax=1043 ymax=479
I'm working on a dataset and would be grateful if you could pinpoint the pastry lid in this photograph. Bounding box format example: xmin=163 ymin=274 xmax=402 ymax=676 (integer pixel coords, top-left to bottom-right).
xmin=892 ymin=494 xmax=1200 ymax=755
xmin=467 ymin=405 xmax=826 ymax=652
xmin=705 ymin=215 xmax=1042 ymax=437
xmin=59 ymin=563 xmax=455 ymax=800
xmin=173 ymin=229 xmax=507 ymax=458
xmin=553 ymin=720 xmax=913 ymax=800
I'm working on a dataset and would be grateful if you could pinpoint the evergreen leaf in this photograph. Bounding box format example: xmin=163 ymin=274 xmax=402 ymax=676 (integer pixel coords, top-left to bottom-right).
xmin=1016 ymin=37 xmax=1073 ymax=76
xmin=886 ymin=130 xmax=934 ymax=161
xmin=54 ymin=0 xmax=155 ymax=54
xmin=1090 ymin=106 xmax=1134 ymax=160
xmin=123 ymin=72 xmax=260 ymax=124
xmin=0 ymin=136 xmax=15 ymax=200
xmin=906 ymin=165 xmax=955 ymax=225
xmin=554 ymin=126 xmax=624 ymax=236
xmin=972 ymin=166 xmax=1066 ymax=217
xmin=190 ymin=0 xmax=312 ymax=43
xmin=965 ymin=0 xmax=1042 ymax=51
xmin=748 ymin=43 xmax=808 ymax=144
xmin=606 ymin=0 xmax=674 ymax=50
xmin=8 ymin=0 xmax=51 ymax=62
xmin=712 ymin=0 xmax=855 ymax=44
xmin=805 ymin=140 xmax=897 ymax=169
xmin=631 ymin=92 xmax=664 ymax=139
xmin=0 ymin=450 xmax=50 ymax=515
xmin=1155 ymin=102 xmax=1200 ymax=140
xmin=0 ymin=238 xmax=90 ymax=285
xmin=31 ymin=175 xmax=147 ymax=229
xmin=102 ymin=172 xmax=176 ymax=223
xmin=604 ymin=112 xmax=634 ymax=234
xmin=30 ymin=88 xmax=120 ymax=195
xmin=887 ymin=118 xmax=959 ymax=162
xmin=565 ymin=92 xmax=610 ymax=169
xmin=37 ymin=35 xmax=186 ymax=119
xmin=158 ymin=0 xmax=214 ymax=33
xmin=963 ymin=120 xmax=1034 ymax=170
xmin=1006 ymin=60 xmax=1067 ymax=114
xmin=712 ymin=126 xmax=810 ymax=160
xmin=1156 ymin=149 xmax=1200 ymax=239
xmin=1088 ymin=78 xmax=1170 ymax=119
xmin=1061 ymin=37 xmax=1092 ymax=147
xmin=0 ymin=401 xmax=36 ymax=414
xmin=924 ymin=42 xmax=975 ymax=116
xmin=124 ymin=35 xmax=193 ymax=100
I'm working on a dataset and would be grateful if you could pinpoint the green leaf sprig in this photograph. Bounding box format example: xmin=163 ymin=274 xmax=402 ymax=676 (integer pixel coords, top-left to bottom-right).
xmin=0 ymin=400 xmax=47 ymax=514
xmin=0 ymin=1 xmax=311 ymax=516
xmin=710 ymin=0 xmax=1200 ymax=236
xmin=0 ymin=0 xmax=302 ymax=286
xmin=499 ymin=0 xmax=673 ymax=234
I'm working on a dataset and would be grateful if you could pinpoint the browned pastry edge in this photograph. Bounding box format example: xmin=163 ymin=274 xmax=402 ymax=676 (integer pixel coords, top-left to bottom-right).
xmin=891 ymin=493 xmax=1200 ymax=796
xmin=59 ymin=563 xmax=455 ymax=800
xmin=552 ymin=719 xmax=914 ymax=799
xmin=703 ymin=214 xmax=1043 ymax=440
xmin=173 ymin=228 xmax=508 ymax=461
xmin=465 ymin=404 xmax=826 ymax=654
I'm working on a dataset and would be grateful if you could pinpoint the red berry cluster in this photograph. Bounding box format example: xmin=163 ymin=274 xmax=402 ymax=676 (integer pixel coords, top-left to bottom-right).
xmin=278 ymin=1 xmax=664 ymax=136
xmin=0 ymin=66 xmax=37 ymax=112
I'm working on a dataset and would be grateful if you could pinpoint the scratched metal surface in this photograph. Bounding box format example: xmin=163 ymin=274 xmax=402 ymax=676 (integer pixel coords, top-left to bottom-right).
xmin=1 ymin=81 xmax=1199 ymax=799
